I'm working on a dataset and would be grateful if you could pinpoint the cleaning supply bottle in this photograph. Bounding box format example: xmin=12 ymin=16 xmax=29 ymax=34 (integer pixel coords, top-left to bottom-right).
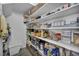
xmin=48 ymin=48 xmax=52 ymax=56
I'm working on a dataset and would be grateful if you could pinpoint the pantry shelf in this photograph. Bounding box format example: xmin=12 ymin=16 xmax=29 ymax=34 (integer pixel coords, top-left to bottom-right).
xmin=37 ymin=4 xmax=79 ymax=23
xmin=30 ymin=3 xmax=65 ymax=18
xmin=27 ymin=27 xmax=79 ymax=30
xmin=44 ymin=27 xmax=79 ymax=30
xmin=29 ymin=41 xmax=44 ymax=56
xmin=30 ymin=4 xmax=47 ymax=17
xmin=27 ymin=34 xmax=79 ymax=53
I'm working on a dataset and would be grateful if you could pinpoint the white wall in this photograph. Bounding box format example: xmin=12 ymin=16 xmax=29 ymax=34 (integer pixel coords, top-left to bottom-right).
xmin=6 ymin=13 xmax=26 ymax=55
xmin=2 ymin=3 xmax=33 ymax=17
xmin=2 ymin=3 xmax=32 ymax=55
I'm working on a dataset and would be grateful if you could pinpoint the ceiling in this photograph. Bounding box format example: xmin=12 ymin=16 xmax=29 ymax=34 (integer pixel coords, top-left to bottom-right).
xmin=2 ymin=3 xmax=33 ymax=17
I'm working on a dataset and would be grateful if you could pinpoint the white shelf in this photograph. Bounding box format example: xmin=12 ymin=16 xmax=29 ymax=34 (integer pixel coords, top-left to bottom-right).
xmin=43 ymin=27 xmax=79 ymax=30
xmin=27 ymin=3 xmax=79 ymax=54
xmin=30 ymin=4 xmax=47 ymax=17
xmin=37 ymin=4 xmax=79 ymax=23
xmin=27 ymin=34 xmax=79 ymax=53
xmin=27 ymin=27 xmax=79 ymax=30
xmin=29 ymin=41 xmax=44 ymax=56
xmin=30 ymin=3 xmax=64 ymax=17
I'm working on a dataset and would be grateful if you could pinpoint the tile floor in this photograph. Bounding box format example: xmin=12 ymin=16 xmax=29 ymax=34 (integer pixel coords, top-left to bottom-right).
xmin=14 ymin=47 xmax=32 ymax=56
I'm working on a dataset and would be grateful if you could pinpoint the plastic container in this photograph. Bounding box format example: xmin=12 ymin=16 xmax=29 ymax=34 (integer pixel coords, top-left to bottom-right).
xmin=43 ymin=48 xmax=49 ymax=56
xmin=55 ymin=32 xmax=61 ymax=41
xmin=51 ymin=48 xmax=60 ymax=56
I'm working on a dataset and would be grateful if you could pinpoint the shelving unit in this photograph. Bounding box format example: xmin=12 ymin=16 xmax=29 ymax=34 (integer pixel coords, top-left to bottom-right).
xmin=29 ymin=41 xmax=44 ymax=56
xmin=27 ymin=3 xmax=79 ymax=56
xmin=27 ymin=27 xmax=79 ymax=30
xmin=30 ymin=3 xmax=65 ymax=18
xmin=30 ymin=3 xmax=47 ymax=17
xmin=37 ymin=4 xmax=79 ymax=22
xmin=27 ymin=33 xmax=79 ymax=53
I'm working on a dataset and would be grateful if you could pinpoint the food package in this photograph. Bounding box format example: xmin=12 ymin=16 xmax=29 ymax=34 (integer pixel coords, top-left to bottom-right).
xmin=36 ymin=32 xmax=41 ymax=37
xmin=63 ymin=3 xmax=71 ymax=9
xmin=44 ymin=43 xmax=49 ymax=49
xmin=73 ymin=32 xmax=79 ymax=46
xmin=43 ymin=30 xmax=51 ymax=39
xmin=0 ymin=15 xmax=8 ymax=38
xmin=55 ymin=32 xmax=61 ymax=41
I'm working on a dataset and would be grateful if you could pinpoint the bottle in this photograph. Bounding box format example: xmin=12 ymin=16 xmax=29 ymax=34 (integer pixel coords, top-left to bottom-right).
xmin=44 ymin=48 xmax=48 ymax=56
xmin=48 ymin=48 xmax=52 ymax=56
xmin=40 ymin=43 xmax=43 ymax=50
xmin=55 ymin=32 xmax=61 ymax=41
xmin=51 ymin=48 xmax=60 ymax=56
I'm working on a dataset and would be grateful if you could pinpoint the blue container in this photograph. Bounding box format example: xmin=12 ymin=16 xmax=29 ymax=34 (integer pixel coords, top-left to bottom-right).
xmin=51 ymin=48 xmax=60 ymax=56
xmin=43 ymin=48 xmax=49 ymax=56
